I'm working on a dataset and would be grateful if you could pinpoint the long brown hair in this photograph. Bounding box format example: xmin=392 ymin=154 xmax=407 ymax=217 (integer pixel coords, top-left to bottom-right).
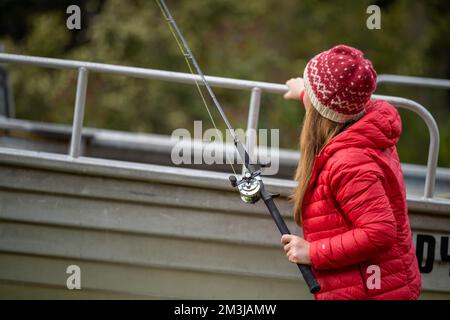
xmin=291 ymin=103 xmax=349 ymax=226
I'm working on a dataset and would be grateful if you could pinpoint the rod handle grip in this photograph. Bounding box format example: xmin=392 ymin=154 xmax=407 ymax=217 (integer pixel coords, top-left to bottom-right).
xmin=261 ymin=191 xmax=321 ymax=294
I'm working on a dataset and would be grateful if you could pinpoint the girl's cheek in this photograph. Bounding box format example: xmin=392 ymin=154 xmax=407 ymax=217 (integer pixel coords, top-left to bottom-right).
xmin=302 ymin=93 xmax=309 ymax=109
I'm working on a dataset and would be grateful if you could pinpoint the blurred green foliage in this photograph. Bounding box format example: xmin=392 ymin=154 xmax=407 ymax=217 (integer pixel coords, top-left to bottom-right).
xmin=0 ymin=0 xmax=449 ymax=166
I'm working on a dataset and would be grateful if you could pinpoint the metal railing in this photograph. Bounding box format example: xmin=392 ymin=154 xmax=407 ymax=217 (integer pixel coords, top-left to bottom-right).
xmin=0 ymin=52 xmax=440 ymax=199
xmin=378 ymin=74 xmax=450 ymax=89
xmin=0 ymin=45 xmax=15 ymax=118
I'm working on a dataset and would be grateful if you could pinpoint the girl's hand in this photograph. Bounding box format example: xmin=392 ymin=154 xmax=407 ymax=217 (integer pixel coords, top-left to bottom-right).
xmin=283 ymin=77 xmax=304 ymax=100
xmin=281 ymin=234 xmax=311 ymax=265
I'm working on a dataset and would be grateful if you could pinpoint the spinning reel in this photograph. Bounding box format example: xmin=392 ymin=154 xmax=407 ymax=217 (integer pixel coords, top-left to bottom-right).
xmin=229 ymin=162 xmax=275 ymax=204
xmin=229 ymin=170 xmax=262 ymax=204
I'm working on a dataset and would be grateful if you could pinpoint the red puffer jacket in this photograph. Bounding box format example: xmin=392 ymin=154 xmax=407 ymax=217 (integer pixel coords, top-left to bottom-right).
xmin=302 ymin=100 xmax=421 ymax=300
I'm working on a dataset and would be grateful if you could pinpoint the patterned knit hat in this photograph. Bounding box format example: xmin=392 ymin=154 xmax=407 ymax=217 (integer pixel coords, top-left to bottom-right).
xmin=303 ymin=45 xmax=377 ymax=123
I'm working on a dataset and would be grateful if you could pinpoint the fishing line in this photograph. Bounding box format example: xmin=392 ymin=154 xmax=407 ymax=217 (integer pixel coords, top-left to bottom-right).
xmin=156 ymin=0 xmax=237 ymax=175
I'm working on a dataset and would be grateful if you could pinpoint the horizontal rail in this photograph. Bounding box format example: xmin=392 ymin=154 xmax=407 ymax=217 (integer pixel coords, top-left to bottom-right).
xmin=0 ymin=53 xmax=286 ymax=94
xmin=0 ymin=52 xmax=440 ymax=198
xmin=378 ymin=74 xmax=450 ymax=89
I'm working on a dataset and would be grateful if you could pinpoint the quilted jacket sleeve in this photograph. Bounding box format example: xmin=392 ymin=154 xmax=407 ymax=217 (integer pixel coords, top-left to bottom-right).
xmin=309 ymin=153 xmax=397 ymax=270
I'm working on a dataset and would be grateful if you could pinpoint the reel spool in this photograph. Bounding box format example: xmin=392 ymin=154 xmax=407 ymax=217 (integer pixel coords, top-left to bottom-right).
xmin=229 ymin=171 xmax=262 ymax=204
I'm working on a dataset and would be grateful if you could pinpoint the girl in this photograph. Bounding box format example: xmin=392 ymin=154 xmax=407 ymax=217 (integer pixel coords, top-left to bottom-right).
xmin=281 ymin=45 xmax=421 ymax=300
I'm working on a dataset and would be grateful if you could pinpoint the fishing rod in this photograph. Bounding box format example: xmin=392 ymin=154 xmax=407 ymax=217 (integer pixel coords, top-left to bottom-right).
xmin=156 ymin=0 xmax=320 ymax=294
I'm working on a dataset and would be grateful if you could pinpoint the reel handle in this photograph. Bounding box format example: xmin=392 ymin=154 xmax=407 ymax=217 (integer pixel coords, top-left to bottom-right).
xmin=260 ymin=188 xmax=321 ymax=294
xmin=229 ymin=175 xmax=238 ymax=187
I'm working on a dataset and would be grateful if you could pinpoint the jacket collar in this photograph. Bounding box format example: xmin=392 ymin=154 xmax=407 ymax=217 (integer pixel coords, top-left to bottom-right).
xmin=306 ymin=100 xmax=402 ymax=190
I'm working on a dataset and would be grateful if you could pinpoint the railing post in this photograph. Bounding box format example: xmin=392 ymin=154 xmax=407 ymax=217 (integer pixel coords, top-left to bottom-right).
xmin=69 ymin=67 xmax=88 ymax=158
xmin=0 ymin=44 xmax=15 ymax=118
xmin=243 ymin=87 xmax=262 ymax=174
xmin=372 ymin=94 xmax=439 ymax=199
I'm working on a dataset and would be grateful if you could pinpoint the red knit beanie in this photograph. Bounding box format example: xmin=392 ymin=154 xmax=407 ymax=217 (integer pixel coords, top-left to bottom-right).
xmin=303 ymin=45 xmax=377 ymax=123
